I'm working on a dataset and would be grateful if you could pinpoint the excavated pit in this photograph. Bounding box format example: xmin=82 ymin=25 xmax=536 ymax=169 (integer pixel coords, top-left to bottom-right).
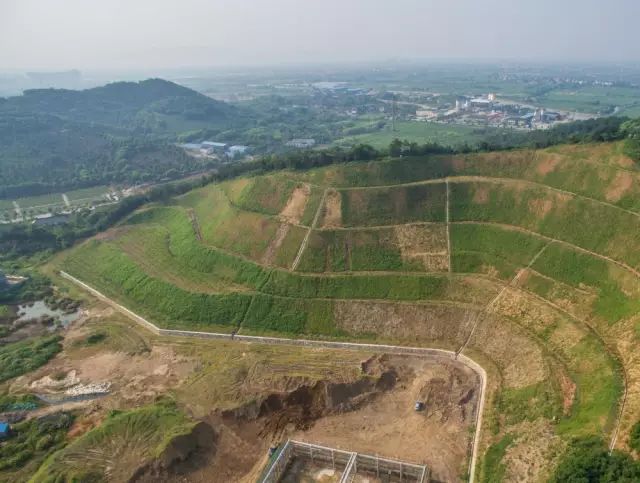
xmin=141 ymin=355 xmax=480 ymax=483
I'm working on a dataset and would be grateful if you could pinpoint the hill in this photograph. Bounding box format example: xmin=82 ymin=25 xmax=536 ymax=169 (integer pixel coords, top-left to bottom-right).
xmin=0 ymin=79 xmax=242 ymax=198
xmin=57 ymin=140 xmax=640 ymax=481
xmin=0 ymin=78 xmax=238 ymax=131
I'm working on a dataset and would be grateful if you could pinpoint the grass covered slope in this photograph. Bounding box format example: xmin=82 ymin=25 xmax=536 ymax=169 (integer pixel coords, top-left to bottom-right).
xmin=57 ymin=140 xmax=640 ymax=481
xmin=30 ymin=401 xmax=198 ymax=483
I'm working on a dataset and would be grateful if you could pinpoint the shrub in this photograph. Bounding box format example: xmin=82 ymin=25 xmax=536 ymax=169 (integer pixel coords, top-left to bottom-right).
xmin=629 ymin=420 xmax=640 ymax=452
xmin=550 ymin=437 xmax=640 ymax=483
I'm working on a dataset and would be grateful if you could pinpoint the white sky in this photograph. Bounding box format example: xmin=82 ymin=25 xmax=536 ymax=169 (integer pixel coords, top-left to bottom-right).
xmin=1 ymin=0 xmax=639 ymax=70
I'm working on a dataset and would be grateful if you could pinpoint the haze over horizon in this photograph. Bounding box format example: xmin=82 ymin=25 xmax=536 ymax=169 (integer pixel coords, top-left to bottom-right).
xmin=2 ymin=0 xmax=640 ymax=72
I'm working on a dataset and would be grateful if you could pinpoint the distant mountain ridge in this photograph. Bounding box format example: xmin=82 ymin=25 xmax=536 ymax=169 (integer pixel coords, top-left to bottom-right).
xmin=0 ymin=78 xmax=238 ymax=130
xmin=0 ymin=79 xmax=242 ymax=198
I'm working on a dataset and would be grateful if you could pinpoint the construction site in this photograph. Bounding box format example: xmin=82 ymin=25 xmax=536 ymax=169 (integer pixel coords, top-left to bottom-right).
xmin=2 ymin=299 xmax=483 ymax=483
xmin=263 ymin=440 xmax=430 ymax=483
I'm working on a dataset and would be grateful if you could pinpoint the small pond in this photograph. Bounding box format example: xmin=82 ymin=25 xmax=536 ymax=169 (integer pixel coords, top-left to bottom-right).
xmin=16 ymin=300 xmax=81 ymax=327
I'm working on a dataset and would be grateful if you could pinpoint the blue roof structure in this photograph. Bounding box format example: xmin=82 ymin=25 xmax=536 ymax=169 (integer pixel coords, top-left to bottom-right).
xmin=0 ymin=422 xmax=9 ymax=434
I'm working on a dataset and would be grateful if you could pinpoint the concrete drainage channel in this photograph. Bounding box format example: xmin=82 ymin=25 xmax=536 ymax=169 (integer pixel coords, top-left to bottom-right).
xmin=59 ymin=271 xmax=487 ymax=483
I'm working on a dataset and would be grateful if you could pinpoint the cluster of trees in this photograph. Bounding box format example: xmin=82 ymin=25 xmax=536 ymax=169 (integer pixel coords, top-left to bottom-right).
xmin=215 ymin=117 xmax=635 ymax=184
xmin=0 ymin=173 xmax=213 ymax=261
xmin=551 ymin=437 xmax=640 ymax=482
xmin=0 ymin=107 xmax=219 ymax=199
xmin=1 ymin=78 xmax=236 ymax=129
xmin=1 ymin=115 xmax=638 ymax=263
xmin=476 ymin=116 xmax=628 ymax=152
xmin=2 ymin=78 xmax=636 ymax=202
xmin=0 ymin=79 xmax=239 ymax=199
xmin=622 ymin=118 xmax=640 ymax=163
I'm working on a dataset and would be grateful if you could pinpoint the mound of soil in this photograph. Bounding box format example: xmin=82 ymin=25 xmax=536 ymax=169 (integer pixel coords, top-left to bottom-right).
xmin=133 ymin=422 xmax=218 ymax=482
xmin=222 ymin=362 xmax=398 ymax=435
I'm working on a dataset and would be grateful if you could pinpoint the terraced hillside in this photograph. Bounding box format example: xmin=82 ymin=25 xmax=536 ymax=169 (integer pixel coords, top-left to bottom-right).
xmin=58 ymin=141 xmax=640 ymax=482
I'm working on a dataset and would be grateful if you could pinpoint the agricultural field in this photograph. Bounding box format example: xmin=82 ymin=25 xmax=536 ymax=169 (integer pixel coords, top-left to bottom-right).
xmin=47 ymin=140 xmax=640 ymax=482
xmin=0 ymin=185 xmax=112 ymax=220
xmin=335 ymin=120 xmax=492 ymax=148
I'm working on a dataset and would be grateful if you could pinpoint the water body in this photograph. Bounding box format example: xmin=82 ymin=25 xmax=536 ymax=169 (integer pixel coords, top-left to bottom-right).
xmin=16 ymin=300 xmax=80 ymax=327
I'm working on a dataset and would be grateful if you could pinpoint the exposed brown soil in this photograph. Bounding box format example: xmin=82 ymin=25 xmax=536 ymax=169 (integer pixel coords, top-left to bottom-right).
xmin=605 ymin=171 xmax=633 ymax=203
xmin=93 ymin=225 xmax=133 ymax=241
xmin=11 ymin=317 xmax=196 ymax=415
xmin=280 ymin=184 xmax=311 ymax=225
xmin=472 ymin=186 xmax=490 ymax=204
xmin=535 ymin=154 xmax=562 ymax=176
xmin=609 ymin=154 xmax=636 ymax=169
xmin=527 ymin=198 xmax=554 ymax=218
xmin=134 ymin=422 xmax=218 ymax=483
xmin=16 ymin=307 xmax=480 ymax=483
xmin=559 ymin=372 xmax=576 ymax=415
xmin=293 ymin=356 xmax=480 ymax=483
xmin=152 ymin=355 xmax=479 ymax=483
xmin=468 ymin=312 xmax=546 ymax=389
xmin=321 ymin=189 xmax=342 ymax=228
xmin=395 ymin=224 xmax=449 ymax=271
xmin=261 ymin=223 xmax=291 ymax=266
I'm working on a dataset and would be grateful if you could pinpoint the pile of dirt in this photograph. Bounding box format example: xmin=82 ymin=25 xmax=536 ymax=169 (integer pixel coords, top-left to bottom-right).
xmin=134 ymin=422 xmax=218 ymax=483
xmin=416 ymin=371 xmax=476 ymax=423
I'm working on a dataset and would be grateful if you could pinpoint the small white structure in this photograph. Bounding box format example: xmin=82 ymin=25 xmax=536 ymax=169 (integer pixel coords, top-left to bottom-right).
xmin=227 ymin=145 xmax=249 ymax=157
xmin=201 ymin=141 xmax=227 ymax=154
xmin=286 ymin=139 xmax=316 ymax=149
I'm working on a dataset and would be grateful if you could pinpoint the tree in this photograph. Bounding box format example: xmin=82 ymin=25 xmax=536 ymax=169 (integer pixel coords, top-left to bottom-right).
xmin=551 ymin=437 xmax=640 ymax=483
xmin=629 ymin=420 xmax=640 ymax=452
xmin=621 ymin=119 xmax=640 ymax=163
xmin=389 ymin=138 xmax=403 ymax=157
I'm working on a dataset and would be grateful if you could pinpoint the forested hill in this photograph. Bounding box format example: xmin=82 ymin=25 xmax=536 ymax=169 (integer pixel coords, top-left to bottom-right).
xmin=0 ymin=78 xmax=239 ymax=131
xmin=0 ymin=79 xmax=245 ymax=198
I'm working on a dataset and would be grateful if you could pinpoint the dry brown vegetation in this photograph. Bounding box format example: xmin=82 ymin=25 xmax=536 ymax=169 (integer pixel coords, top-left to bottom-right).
xmin=320 ymin=188 xmax=342 ymax=228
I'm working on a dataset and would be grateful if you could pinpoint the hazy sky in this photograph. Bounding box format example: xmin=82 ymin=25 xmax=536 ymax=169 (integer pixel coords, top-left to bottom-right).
xmin=2 ymin=0 xmax=640 ymax=70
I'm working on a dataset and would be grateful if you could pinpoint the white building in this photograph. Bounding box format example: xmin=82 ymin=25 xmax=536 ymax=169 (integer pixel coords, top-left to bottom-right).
xmin=227 ymin=145 xmax=249 ymax=157
xmin=286 ymin=139 xmax=316 ymax=149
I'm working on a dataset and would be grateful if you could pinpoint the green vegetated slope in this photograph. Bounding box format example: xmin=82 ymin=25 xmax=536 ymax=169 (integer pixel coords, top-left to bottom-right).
xmin=58 ymin=141 xmax=640 ymax=481
xmin=30 ymin=402 xmax=197 ymax=483
xmin=284 ymin=141 xmax=640 ymax=212
xmin=63 ymin=205 xmax=486 ymax=336
xmin=0 ymin=336 xmax=62 ymax=383
xmin=340 ymin=183 xmax=447 ymax=226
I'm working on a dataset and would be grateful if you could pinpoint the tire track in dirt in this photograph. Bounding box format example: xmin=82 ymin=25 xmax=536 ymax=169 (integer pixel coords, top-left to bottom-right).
xmin=261 ymin=223 xmax=290 ymax=266
xmin=291 ymin=188 xmax=328 ymax=271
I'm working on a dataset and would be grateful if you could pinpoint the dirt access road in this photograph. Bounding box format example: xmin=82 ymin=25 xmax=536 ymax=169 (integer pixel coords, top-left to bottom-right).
xmin=59 ymin=270 xmax=487 ymax=483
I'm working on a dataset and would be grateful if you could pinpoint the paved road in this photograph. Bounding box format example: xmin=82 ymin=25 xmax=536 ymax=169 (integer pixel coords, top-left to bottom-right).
xmin=59 ymin=270 xmax=487 ymax=483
